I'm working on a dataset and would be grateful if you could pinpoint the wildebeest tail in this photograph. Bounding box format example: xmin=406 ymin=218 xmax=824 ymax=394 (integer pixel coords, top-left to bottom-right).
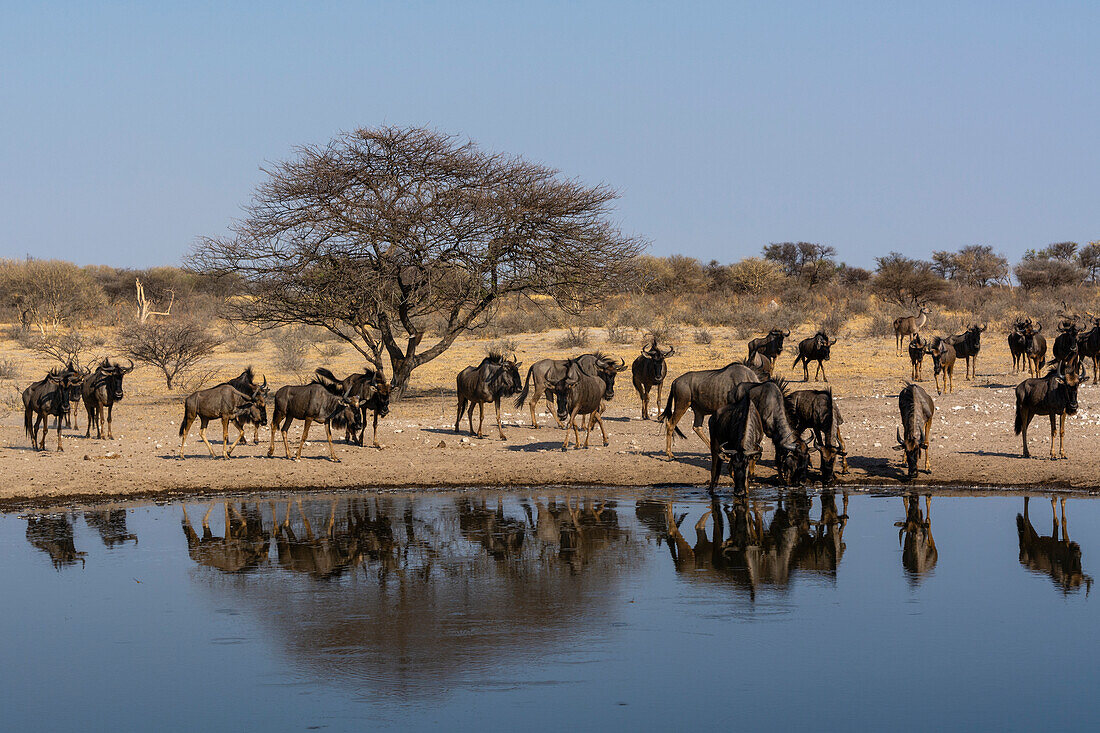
xmin=314 ymin=367 xmax=341 ymax=391
xmin=24 ymin=405 xmax=33 ymax=439
xmin=658 ymin=391 xmax=674 ymax=423
xmin=1014 ymin=400 xmax=1024 ymax=436
xmin=179 ymin=407 xmax=188 ymax=437
xmin=514 ymin=365 xmax=534 ymax=408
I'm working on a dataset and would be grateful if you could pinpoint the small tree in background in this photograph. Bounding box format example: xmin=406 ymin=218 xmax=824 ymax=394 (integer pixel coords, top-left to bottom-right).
xmin=1078 ymin=242 xmax=1100 ymax=283
xmin=1014 ymin=244 xmax=1086 ymax=289
xmin=0 ymin=258 xmax=106 ymax=334
xmin=120 ymin=321 xmax=220 ymax=389
xmin=871 ymin=252 xmax=947 ymax=306
xmin=31 ymin=331 xmax=103 ymax=370
xmin=763 ymin=242 xmax=836 ymax=288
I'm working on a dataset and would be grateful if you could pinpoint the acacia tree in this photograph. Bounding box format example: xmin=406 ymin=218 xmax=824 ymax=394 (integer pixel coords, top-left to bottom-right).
xmin=191 ymin=126 xmax=644 ymax=397
xmin=0 ymin=258 xmax=106 ymax=334
xmin=871 ymin=252 xmax=947 ymax=306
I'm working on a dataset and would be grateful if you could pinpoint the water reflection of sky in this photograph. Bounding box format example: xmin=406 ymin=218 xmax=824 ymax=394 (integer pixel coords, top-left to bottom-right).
xmin=0 ymin=492 xmax=1096 ymax=732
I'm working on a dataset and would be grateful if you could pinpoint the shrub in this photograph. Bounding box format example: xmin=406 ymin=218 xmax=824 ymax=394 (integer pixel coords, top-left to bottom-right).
xmin=694 ymin=329 xmax=713 ymax=345
xmin=275 ymin=328 xmax=310 ymax=372
xmin=605 ymin=325 xmax=634 ymax=344
xmin=0 ymin=357 xmax=19 ymax=380
xmin=120 ymin=320 xmax=221 ymax=389
xmin=555 ymin=327 xmax=590 ymax=349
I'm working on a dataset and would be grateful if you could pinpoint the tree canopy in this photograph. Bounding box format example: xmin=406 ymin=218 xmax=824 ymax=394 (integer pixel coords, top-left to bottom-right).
xmin=191 ymin=126 xmax=645 ymax=396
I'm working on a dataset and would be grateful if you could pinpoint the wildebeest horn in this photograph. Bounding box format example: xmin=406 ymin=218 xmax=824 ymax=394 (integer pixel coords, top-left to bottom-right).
xmin=121 ymin=359 xmax=135 ymax=373
xmin=896 ymin=427 xmax=905 ymax=446
xmin=783 ymin=329 xmax=790 ymax=337
xmin=662 ymin=345 xmax=675 ymax=356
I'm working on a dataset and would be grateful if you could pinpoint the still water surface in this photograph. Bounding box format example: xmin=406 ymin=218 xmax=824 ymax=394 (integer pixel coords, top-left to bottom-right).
xmin=1 ymin=489 xmax=1097 ymax=732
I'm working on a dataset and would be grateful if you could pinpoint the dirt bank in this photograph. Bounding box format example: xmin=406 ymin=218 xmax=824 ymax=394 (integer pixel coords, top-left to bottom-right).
xmin=4 ymin=328 xmax=1100 ymax=505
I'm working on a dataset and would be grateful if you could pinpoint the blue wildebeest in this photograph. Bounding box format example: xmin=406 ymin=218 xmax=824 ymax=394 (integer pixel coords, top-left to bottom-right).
xmin=1077 ymin=316 xmax=1100 ymax=384
xmin=1052 ymin=317 xmax=1082 ymax=365
xmin=179 ymin=383 xmax=265 ymax=459
xmin=314 ymin=367 xmax=390 ymax=447
xmin=267 ymin=382 xmax=362 ymax=462
xmin=23 ymin=367 xmax=83 ymax=451
xmin=895 ymin=383 xmax=935 ymax=481
xmin=82 ymin=358 xmax=134 ymax=440
xmin=908 ymin=334 xmax=926 ymax=381
xmin=554 ymin=354 xmax=625 ymax=450
xmin=631 ymin=337 xmax=674 ymax=420
xmin=1014 ymin=354 xmax=1084 ymax=460
xmin=924 ymin=336 xmax=956 ymax=395
xmin=947 ymin=324 xmax=986 ymax=380
xmin=658 ymin=361 xmax=765 ymax=459
xmin=707 ymin=394 xmax=763 ymax=494
xmin=1008 ymin=318 xmax=1030 ymax=374
xmin=792 ymin=331 xmax=836 ymax=382
xmin=786 ymin=388 xmax=849 ymax=484
xmin=896 ymin=494 xmax=937 ymax=582
xmin=727 ymin=379 xmax=810 ymax=486
xmin=454 ymin=353 xmax=523 ymax=440
xmin=515 ymin=352 xmax=624 ymax=428
xmin=218 ymin=367 xmax=270 ymax=445
xmin=1024 ymin=321 xmax=1047 ymax=378
xmin=747 ymin=329 xmax=790 ymax=372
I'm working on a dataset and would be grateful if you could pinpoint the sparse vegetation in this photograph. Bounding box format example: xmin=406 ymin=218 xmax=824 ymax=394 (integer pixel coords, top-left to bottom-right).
xmin=555 ymin=327 xmax=590 ymax=349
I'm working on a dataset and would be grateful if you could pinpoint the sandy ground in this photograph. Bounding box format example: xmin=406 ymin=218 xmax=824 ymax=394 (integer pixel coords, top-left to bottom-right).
xmin=3 ymin=324 xmax=1100 ymax=507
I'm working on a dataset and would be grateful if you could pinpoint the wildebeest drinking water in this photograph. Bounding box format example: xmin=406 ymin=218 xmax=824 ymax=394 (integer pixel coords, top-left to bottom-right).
xmin=179 ymin=383 xmax=266 ymax=459
xmin=82 ymin=358 xmax=134 ymax=440
xmin=631 ymin=336 xmax=674 ymax=419
xmin=267 ymin=382 xmax=362 ymax=462
xmin=659 ymin=360 xmax=764 ymax=459
xmin=786 ymin=388 xmax=848 ymax=483
xmin=23 ymin=367 xmax=83 ymax=451
xmin=553 ymin=354 xmax=624 ymax=450
xmin=454 ymin=353 xmax=523 ymax=440
xmin=707 ymin=394 xmax=763 ymax=494
xmin=896 ymin=383 xmax=935 ymax=480
xmin=314 ymin=367 xmax=390 ymax=447
xmin=1014 ymin=354 xmax=1084 ymax=459
xmin=727 ymin=378 xmax=810 ymax=486
xmin=515 ymin=352 xmax=624 ymax=428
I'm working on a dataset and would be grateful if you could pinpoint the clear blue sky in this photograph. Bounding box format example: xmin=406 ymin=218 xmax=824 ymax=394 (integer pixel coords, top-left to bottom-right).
xmin=1 ymin=1 xmax=1097 ymax=269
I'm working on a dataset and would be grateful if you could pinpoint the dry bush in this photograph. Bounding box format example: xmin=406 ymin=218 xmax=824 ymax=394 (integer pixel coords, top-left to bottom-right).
xmin=315 ymin=341 xmax=345 ymax=359
xmin=275 ymin=328 xmax=310 ymax=372
xmin=0 ymin=357 xmax=19 ymax=380
xmin=819 ymin=309 xmax=848 ymax=336
xmin=605 ymin=325 xmax=634 ymax=344
xmin=694 ymin=329 xmax=713 ymax=345
xmin=486 ymin=338 xmax=520 ymax=356
xmin=555 ymin=327 xmax=590 ymax=349
xmin=120 ymin=320 xmax=221 ymax=389
xmin=865 ymin=309 xmax=896 ymax=338
xmin=30 ymin=330 xmax=104 ymax=370
xmin=221 ymin=324 xmax=264 ymax=353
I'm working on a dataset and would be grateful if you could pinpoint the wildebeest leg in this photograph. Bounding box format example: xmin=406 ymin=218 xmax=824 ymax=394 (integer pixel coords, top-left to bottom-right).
xmin=582 ymin=412 xmax=593 ymax=448
xmin=818 ymin=360 xmax=827 ymax=382
xmin=106 ymin=403 xmax=114 ymax=440
xmin=455 ymin=395 xmax=467 ymax=434
xmin=664 ymin=399 xmax=690 ymax=460
xmin=326 ymin=422 xmax=340 ymax=462
xmin=594 ymin=412 xmax=609 ymax=446
xmin=372 ymin=412 xmax=381 ymax=448
xmin=837 ymin=428 xmax=849 ymax=474
xmin=802 ymin=359 xmax=809 ymax=381
xmin=529 ymin=398 xmax=540 ymax=429
xmin=655 ymin=383 xmax=663 ymax=419
xmin=494 ymin=398 xmax=507 ymax=441
xmin=253 ymin=424 xmax=260 ymax=445
xmin=1047 ymin=414 xmax=1058 ymax=460
xmin=922 ymin=416 xmax=932 ymax=472
xmin=1020 ymin=408 xmax=1032 ymax=458
xmin=198 ymin=418 xmax=217 ymax=458
xmin=226 ymin=417 xmax=246 ymax=457
xmin=476 ymin=402 xmax=486 ymax=439
xmin=179 ymin=414 xmax=194 ymax=459
xmin=571 ymin=411 xmax=582 ymax=449
xmin=1056 ymin=411 xmax=1064 ymax=457
xmin=55 ymin=414 xmax=64 ymax=452
xmin=708 ymin=442 xmax=722 ymax=492
xmin=296 ymin=418 xmax=313 ymax=461
xmin=691 ymin=410 xmax=711 ymax=451
xmin=562 ymin=414 xmax=573 ymax=451
xmin=281 ymin=417 xmax=293 ymax=459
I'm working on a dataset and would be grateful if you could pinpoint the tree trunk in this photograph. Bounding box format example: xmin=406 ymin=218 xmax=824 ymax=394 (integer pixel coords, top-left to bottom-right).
xmin=388 ymin=356 xmax=419 ymax=400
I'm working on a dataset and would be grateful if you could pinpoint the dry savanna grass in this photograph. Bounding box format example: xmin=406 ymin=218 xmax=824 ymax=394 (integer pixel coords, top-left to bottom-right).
xmin=3 ymin=317 xmax=1100 ymax=506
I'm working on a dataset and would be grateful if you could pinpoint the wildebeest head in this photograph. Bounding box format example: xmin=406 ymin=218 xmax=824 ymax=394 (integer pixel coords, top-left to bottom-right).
xmin=810 ymin=433 xmax=846 ymax=485
xmin=369 ymin=373 xmax=391 ymax=418
xmin=895 ymin=427 xmax=922 ymax=480
xmin=485 ymin=353 xmax=523 ymax=399
xmin=1053 ymin=355 xmax=1084 ymax=415
xmin=780 ymin=440 xmax=811 ymax=487
xmin=235 ymin=397 xmax=265 ymax=427
xmin=97 ymin=358 xmax=134 ymax=402
xmin=719 ymin=442 xmax=761 ymax=493
xmin=641 ymin=337 xmax=674 ymax=361
xmin=328 ymin=396 xmax=363 ymax=431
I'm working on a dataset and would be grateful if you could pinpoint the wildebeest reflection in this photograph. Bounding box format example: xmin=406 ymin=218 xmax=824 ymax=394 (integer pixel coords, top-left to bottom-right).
xmin=84 ymin=509 xmax=138 ymax=547
xmin=457 ymin=497 xmax=526 ymax=559
xmin=25 ymin=514 xmax=85 ymax=569
xmin=649 ymin=490 xmax=847 ymax=594
xmin=1016 ymin=496 xmax=1092 ymax=595
xmin=274 ymin=500 xmax=363 ymax=580
xmin=895 ymin=494 xmax=937 ymax=584
xmin=181 ymin=502 xmax=270 ymax=573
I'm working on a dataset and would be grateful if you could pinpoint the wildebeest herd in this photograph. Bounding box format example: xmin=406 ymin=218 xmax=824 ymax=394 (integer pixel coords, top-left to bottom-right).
xmin=17 ymin=306 xmax=1096 ymax=494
